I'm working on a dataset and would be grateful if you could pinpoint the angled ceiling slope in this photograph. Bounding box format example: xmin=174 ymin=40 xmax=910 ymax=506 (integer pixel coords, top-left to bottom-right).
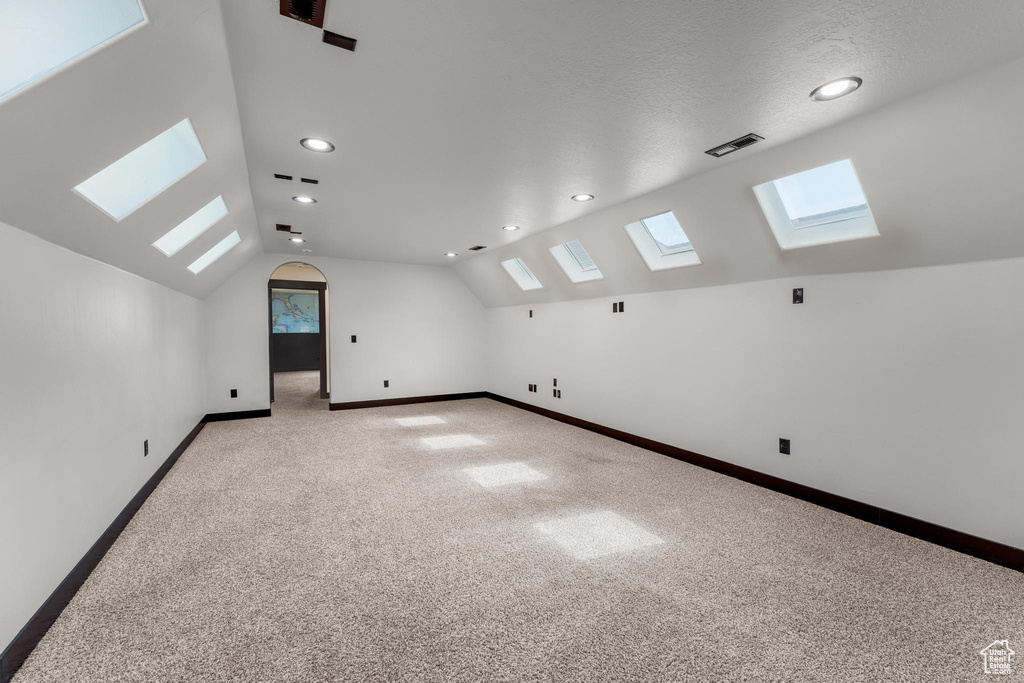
xmin=453 ymin=54 xmax=1024 ymax=308
xmin=222 ymin=0 xmax=1024 ymax=267
xmin=0 ymin=0 xmax=260 ymax=299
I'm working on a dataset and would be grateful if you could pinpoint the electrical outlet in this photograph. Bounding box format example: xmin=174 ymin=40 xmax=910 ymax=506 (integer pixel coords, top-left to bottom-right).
xmin=793 ymin=288 xmax=804 ymax=304
xmin=529 ymin=309 xmax=533 ymax=318
xmin=553 ymin=389 xmax=557 ymax=397
xmin=613 ymin=302 xmax=618 ymax=313
xmin=144 ymin=440 xmax=149 ymax=457
xmin=230 ymin=389 xmax=237 ymax=398
xmin=557 ymin=390 xmax=561 ymax=399
xmin=619 ymin=301 xmax=624 ymax=312
xmin=779 ymin=438 xmax=791 ymax=455
xmin=553 ymin=378 xmax=557 ymax=387
xmin=384 ymin=380 xmax=389 ymax=388
xmin=351 ymin=335 xmax=357 ymax=343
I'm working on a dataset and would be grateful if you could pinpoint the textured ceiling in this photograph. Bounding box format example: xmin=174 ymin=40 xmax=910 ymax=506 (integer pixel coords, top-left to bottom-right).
xmin=453 ymin=54 xmax=1024 ymax=307
xmin=0 ymin=0 xmax=259 ymax=299
xmin=222 ymin=0 xmax=1024 ymax=267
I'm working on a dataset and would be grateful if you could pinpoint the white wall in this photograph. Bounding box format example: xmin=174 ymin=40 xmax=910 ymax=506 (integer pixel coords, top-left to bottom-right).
xmin=204 ymin=254 xmax=486 ymax=413
xmin=485 ymin=256 xmax=1024 ymax=549
xmin=0 ymin=221 xmax=206 ymax=651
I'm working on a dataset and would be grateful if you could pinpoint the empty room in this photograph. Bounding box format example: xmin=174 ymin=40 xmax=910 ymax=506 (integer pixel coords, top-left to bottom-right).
xmin=1 ymin=0 xmax=1023 ymax=681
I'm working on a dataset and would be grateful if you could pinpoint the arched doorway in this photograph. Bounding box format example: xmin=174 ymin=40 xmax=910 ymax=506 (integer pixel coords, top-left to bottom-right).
xmin=268 ymin=262 xmax=330 ymax=406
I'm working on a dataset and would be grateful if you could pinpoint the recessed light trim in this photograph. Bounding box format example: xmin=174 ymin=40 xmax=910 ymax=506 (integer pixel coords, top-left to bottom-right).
xmin=445 ymin=252 xmax=458 ymax=257
xmin=292 ymin=196 xmax=317 ymax=204
xmin=571 ymin=194 xmax=594 ymax=202
xmin=300 ymin=138 xmax=335 ymax=153
xmin=502 ymin=225 xmax=520 ymax=231
xmin=290 ymin=237 xmax=305 ymax=243
xmin=810 ymin=77 xmax=862 ymax=102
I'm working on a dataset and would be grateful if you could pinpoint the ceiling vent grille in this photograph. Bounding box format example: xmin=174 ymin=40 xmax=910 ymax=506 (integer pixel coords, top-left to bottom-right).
xmin=705 ymin=133 xmax=764 ymax=158
xmin=300 ymin=177 xmax=319 ymax=184
xmin=274 ymin=173 xmax=293 ymax=180
xmin=276 ymin=224 xmax=292 ymax=232
xmin=468 ymin=245 xmax=487 ymax=251
xmin=280 ymin=0 xmax=325 ymax=28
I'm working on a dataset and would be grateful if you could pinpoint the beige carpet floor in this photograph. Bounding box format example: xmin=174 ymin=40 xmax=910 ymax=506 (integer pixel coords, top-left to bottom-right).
xmin=13 ymin=371 xmax=1024 ymax=682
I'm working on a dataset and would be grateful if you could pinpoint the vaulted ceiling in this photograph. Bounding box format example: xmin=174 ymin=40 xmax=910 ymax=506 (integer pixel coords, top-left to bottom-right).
xmin=2 ymin=0 xmax=1024 ymax=299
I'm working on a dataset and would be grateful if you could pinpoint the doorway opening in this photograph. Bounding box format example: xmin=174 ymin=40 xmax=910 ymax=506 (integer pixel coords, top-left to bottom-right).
xmin=268 ymin=262 xmax=330 ymax=408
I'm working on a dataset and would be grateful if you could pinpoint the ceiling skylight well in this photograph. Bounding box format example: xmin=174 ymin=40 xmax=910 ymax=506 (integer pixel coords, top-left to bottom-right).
xmin=501 ymin=258 xmax=543 ymax=291
xmin=753 ymin=159 xmax=878 ymax=249
xmin=1 ymin=0 xmax=146 ymax=102
xmin=187 ymin=231 xmax=240 ymax=274
xmin=74 ymin=119 xmax=207 ymax=221
xmin=624 ymin=211 xmax=702 ymax=271
xmin=153 ymin=196 xmax=228 ymax=256
xmin=550 ymin=239 xmax=603 ymax=283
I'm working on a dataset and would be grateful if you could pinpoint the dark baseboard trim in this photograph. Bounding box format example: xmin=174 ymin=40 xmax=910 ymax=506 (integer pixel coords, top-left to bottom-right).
xmin=329 ymin=391 xmax=487 ymax=411
xmin=0 ymin=419 xmax=207 ymax=683
xmin=484 ymin=392 xmax=1024 ymax=573
xmin=203 ymin=408 xmax=272 ymax=422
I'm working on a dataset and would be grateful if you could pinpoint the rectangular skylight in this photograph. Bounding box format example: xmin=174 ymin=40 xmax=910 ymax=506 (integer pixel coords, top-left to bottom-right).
xmin=640 ymin=212 xmax=692 ymax=255
xmin=753 ymin=159 xmax=878 ymax=249
xmin=1 ymin=0 xmax=146 ymax=102
xmin=624 ymin=211 xmax=702 ymax=271
xmin=74 ymin=118 xmax=207 ymax=221
xmin=501 ymin=258 xmax=543 ymax=291
xmin=187 ymin=231 xmax=240 ymax=274
xmin=549 ymin=239 xmax=603 ymax=283
xmin=152 ymin=196 xmax=228 ymax=256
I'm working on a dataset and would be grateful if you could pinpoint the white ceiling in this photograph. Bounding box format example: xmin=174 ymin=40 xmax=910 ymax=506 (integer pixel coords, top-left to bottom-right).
xmin=222 ymin=0 xmax=1024 ymax=267
xmin=3 ymin=0 xmax=1024 ymax=300
xmin=454 ymin=53 xmax=1024 ymax=307
xmin=0 ymin=0 xmax=259 ymax=299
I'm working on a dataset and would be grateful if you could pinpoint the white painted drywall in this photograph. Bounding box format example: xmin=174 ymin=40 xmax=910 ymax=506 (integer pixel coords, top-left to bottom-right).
xmin=485 ymin=256 xmax=1024 ymax=549
xmin=203 ymin=254 xmax=486 ymax=413
xmin=454 ymin=55 xmax=1024 ymax=308
xmin=0 ymin=221 xmax=206 ymax=651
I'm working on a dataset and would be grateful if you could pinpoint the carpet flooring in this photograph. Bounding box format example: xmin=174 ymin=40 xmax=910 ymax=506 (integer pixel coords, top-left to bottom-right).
xmin=13 ymin=371 xmax=1024 ymax=681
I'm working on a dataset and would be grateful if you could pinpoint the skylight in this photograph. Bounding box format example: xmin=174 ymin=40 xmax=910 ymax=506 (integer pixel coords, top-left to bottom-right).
xmin=501 ymin=258 xmax=543 ymax=291
xmin=74 ymin=119 xmax=207 ymax=221
xmin=753 ymin=159 xmax=878 ymax=249
xmin=624 ymin=211 xmax=702 ymax=272
xmin=1 ymin=0 xmax=146 ymax=103
xmin=549 ymin=239 xmax=603 ymax=283
xmin=187 ymin=231 xmax=240 ymax=274
xmin=153 ymin=196 xmax=228 ymax=257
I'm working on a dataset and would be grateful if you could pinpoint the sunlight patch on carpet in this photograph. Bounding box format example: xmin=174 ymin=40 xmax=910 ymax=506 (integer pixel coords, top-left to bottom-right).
xmin=534 ymin=510 xmax=664 ymax=560
xmin=463 ymin=462 xmax=547 ymax=488
xmin=396 ymin=416 xmax=446 ymax=426
xmin=421 ymin=434 xmax=485 ymax=449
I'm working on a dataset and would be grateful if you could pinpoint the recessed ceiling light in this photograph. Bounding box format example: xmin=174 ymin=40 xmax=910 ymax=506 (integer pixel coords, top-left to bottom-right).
xmin=571 ymin=194 xmax=594 ymax=202
xmin=502 ymin=225 xmax=520 ymax=231
xmin=300 ymin=138 xmax=335 ymax=152
xmin=290 ymin=237 xmax=305 ymax=243
xmin=445 ymin=252 xmax=457 ymax=257
xmin=292 ymin=195 xmax=316 ymax=204
xmin=810 ymin=77 xmax=862 ymax=102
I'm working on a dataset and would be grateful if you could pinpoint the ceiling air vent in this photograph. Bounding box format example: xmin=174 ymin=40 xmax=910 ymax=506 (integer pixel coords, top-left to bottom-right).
xmin=280 ymin=0 xmax=325 ymax=28
xmin=468 ymin=245 xmax=487 ymax=251
xmin=274 ymin=173 xmax=293 ymax=180
xmin=705 ymin=133 xmax=764 ymax=158
xmin=323 ymin=30 xmax=357 ymax=52
xmin=300 ymin=177 xmax=319 ymax=184
xmin=276 ymin=224 xmax=292 ymax=232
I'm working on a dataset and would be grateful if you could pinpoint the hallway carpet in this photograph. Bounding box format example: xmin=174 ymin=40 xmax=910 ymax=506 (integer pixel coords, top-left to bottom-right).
xmin=13 ymin=379 xmax=1024 ymax=681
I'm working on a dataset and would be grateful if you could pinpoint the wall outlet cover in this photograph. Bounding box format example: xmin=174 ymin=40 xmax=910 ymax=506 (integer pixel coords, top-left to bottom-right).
xmin=144 ymin=440 xmax=149 ymax=457
xmin=230 ymin=389 xmax=237 ymax=398
xmin=384 ymin=380 xmax=389 ymax=388
xmin=779 ymin=438 xmax=791 ymax=455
